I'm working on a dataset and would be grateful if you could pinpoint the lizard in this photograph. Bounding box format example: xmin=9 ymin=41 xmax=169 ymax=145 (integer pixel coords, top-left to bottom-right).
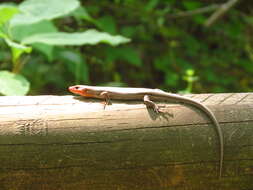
xmin=68 ymin=85 xmax=224 ymax=178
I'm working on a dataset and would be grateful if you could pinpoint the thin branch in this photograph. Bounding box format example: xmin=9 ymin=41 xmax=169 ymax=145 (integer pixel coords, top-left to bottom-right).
xmin=168 ymin=4 xmax=220 ymax=18
xmin=204 ymin=0 xmax=240 ymax=27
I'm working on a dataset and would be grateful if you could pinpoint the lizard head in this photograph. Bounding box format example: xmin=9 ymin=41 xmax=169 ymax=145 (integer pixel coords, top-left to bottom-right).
xmin=68 ymin=85 xmax=100 ymax=97
xmin=69 ymin=85 xmax=90 ymax=97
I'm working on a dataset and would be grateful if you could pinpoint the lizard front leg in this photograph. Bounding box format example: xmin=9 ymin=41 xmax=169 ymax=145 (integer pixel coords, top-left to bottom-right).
xmin=143 ymin=95 xmax=160 ymax=113
xmin=100 ymin=91 xmax=111 ymax=109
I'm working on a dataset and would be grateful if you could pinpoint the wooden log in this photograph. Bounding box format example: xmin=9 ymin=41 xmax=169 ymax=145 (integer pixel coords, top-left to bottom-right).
xmin=0 ymin=93 xmax=252 ymax=190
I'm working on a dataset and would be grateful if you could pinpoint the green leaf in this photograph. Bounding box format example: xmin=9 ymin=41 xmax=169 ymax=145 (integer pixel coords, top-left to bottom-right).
xmin=193 ymin=15 xmax=206 ymax=24
xmin=10 ymin=0 xmax=80 ymax=27
xmin=154 ymin=55 xmax=171 ymax=71
xmin=5 ymin=38 xmax=31 ymax=51
xmin=165 ymin=71 xmax=179 ymax=87
xmin=95 ymin=15 xmax=117 ymax=34
xmin=106 ymin=47 xmax=142 ymax=66
xmin=0 ymin=5 xmax=19 ymax=27
xmin=11 ymin=20 xmax=58 ymax=41
xmin=32 ymin=43 xmax=54 ymax=61
xmin=182 ymin=1 xmax=202 ymax=10
xmin=57 ymin=49 xmax=89 ymax=83
xmin=4 ymin=38 xmax=32 ymax=63
xmin=0 ymin=70 xmax=30 ymax=95
xmin=0 ymin=33 xmax=7 ymax=39
xmin=145 ymin=0 xmax=159 ymax=11
xmin=72 ymin=6 xmax=95 ymax=23
xmin=121 ymin=47 xmax=141 ymax=66
xmin=11 ymin=20 xmax=57 ymax=61
xmin=121 ymin=26 xmax=137 ymax=38
xmin=22 ymin=29 xmax=131 ymax=46
xmin=0 ymin=48 xmax=8 ymax=62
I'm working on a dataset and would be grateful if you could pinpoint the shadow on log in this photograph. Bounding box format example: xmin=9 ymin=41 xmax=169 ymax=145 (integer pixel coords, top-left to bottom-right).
xmin=0 ymin=93 xmax=252 ymax=189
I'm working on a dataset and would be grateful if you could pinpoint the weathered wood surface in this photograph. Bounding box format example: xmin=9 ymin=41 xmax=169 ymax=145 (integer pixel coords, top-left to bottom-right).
xmin=0 ymin=93 xmax=253 ymax=190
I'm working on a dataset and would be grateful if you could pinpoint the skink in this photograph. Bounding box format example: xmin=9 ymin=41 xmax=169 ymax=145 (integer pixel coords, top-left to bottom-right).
xmin=69 ymin=85 xmax=223 ymax=178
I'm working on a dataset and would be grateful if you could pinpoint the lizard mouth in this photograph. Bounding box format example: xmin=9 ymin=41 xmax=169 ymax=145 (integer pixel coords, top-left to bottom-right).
xmin=68 ymin=86 xmax=83 ymax=95
xmin=68 ymin=86 xmax=78 ymax=93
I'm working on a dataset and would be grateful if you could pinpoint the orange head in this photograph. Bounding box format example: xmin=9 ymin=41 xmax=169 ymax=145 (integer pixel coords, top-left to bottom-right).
xmin=69 ymin=85 xmax=87 ymax=96
xmin=68 ymin=85 xmax=99 ymax=97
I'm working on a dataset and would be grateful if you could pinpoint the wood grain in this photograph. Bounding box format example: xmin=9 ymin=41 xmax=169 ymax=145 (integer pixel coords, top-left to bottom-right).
xmin=0 ymin=93 xmax=252 ymax=190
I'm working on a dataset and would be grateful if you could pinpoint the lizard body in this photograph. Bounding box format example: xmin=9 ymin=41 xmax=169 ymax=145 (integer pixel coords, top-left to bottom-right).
xmin=69 ymin=85 xmax=223 ymax=178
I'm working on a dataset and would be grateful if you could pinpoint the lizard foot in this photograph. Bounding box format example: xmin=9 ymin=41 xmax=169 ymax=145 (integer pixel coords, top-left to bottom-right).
xmin=144 ymin=95 xmax=164 ymax=113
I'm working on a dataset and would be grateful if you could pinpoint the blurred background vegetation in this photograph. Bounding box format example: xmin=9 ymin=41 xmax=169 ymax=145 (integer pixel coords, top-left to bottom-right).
xmin=0 ymin=0 xmax=252 ymax=95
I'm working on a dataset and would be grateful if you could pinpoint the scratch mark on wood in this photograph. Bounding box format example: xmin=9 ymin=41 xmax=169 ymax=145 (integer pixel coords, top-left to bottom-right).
xmin=16 ymin=119 xmax=48 ymax=136
xmin=235 ymin=93 xmax=251 ymax=105
xmin=218 ymin=93 xmax=235 ymax=105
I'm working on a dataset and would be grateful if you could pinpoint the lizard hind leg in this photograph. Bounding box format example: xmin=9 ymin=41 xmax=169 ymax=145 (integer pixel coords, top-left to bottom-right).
xmin=100 ymin=91 xmax=111 ymax=109
xmin=143 ymin=95 xmax=161 ymax=113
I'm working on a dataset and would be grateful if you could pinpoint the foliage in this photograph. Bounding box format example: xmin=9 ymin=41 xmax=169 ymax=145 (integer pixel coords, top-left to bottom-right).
xmin=0 ymin=0 xmax=252 ymax=95
xmin=0 ymin=0 xmax=129 ymax=95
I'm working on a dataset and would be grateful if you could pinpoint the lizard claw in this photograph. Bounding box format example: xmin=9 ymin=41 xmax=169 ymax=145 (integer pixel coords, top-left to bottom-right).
xmin=154 ymin=105 xmax=166 ymax=113
xmin=100 ymin=91 xmax=111 ymax=110
xmin=153 ymin=105 xmax=161 ymax=113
